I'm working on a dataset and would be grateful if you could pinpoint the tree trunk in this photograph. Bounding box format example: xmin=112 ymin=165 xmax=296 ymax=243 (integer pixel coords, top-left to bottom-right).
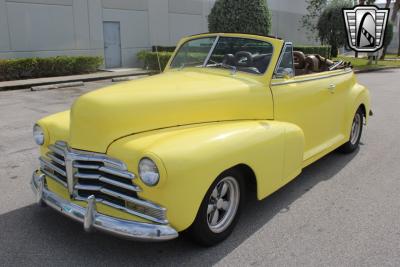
xmin=331 ymin=45 xmax=338 ymax=58
xmin=380 ymin=46 xmax=387 ymax=60
xmin=398 ymin=19 xmax=400 ymax=56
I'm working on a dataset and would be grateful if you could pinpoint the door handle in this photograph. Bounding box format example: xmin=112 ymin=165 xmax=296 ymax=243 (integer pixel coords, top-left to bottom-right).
xmin=328 ymin=84 xmax=336 ymax=93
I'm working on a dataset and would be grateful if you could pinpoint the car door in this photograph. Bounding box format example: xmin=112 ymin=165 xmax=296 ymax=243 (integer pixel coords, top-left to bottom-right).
xmin=327 ymin=69 xmax=354 ymax=141
xmin=270 ymin=43 xmax=342 ymax=166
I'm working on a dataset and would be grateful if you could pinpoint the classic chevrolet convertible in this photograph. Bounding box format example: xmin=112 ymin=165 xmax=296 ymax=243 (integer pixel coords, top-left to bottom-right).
xmin=31 ymin=33 xmax=371 ymax=246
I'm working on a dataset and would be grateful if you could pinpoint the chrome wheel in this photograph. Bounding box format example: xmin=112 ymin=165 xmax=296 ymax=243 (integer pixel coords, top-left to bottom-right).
xmin=350 ymin=112 xmax=362 ymax=145
xmin=207 ymin=176 xmax=240 ymax=233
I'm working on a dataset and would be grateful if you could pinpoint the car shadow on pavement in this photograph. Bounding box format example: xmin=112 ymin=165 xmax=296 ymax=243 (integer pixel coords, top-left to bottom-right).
xmin=0 ymin=149 xmax=358 ymax=266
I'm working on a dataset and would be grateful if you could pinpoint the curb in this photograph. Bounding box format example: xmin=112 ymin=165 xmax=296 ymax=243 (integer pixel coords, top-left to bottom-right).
xmin=31 ymin=81 xmax=84 ymax=91
xmin=0 ymin=70 xmax=154 ymax=91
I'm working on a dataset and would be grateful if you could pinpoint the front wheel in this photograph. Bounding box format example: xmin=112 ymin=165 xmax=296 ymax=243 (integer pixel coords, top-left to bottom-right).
xmin=340 ymin=108 xmax=364 ymax=153
xmin=188 ymin=169 xmax=245 ymax=246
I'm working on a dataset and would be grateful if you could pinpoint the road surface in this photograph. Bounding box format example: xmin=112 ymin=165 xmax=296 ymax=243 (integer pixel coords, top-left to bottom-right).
xmin=0 ymin=70 xmax=399 ymax=266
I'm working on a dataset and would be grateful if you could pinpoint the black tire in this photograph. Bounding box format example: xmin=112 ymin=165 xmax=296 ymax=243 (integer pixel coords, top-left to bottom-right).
xmin=340 ymin=107 xmax=364 ymax=153
xmin=188 ymin=169 xmax=245 ymax=246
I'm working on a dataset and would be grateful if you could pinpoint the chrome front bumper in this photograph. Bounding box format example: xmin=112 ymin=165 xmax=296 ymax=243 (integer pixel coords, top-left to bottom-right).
xmin=31 ymin=170 xmax=178 ymax=241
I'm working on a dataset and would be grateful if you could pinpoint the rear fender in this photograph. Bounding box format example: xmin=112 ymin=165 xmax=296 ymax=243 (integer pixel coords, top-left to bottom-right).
xmin=345 ymin=82 xmax=371 ymax=139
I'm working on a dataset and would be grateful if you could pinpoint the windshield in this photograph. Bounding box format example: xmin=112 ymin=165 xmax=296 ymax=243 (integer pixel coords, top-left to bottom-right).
xmin=170 ymin=36 xmax=273 ymax=75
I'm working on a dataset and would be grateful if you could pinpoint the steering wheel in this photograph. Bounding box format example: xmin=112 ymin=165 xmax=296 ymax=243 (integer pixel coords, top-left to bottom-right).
xmin=234 ymin=51 xmax=253 ymax=67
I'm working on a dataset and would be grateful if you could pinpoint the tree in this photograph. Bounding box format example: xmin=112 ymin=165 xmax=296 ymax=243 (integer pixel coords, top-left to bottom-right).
xmin=300 ymin=0 xmax=328 ymax=41
xmin=359 ymin=0 xmax=376 ymax=4
xmin=386 ymin=0 xmax=400 ymax=56
xmin=380 ymin=21 xmax=394 ymax=59
xmin=317 ymin=0 xmax=353 ymax=57
xmin=208 ymin=0 xmax=271 ymax=36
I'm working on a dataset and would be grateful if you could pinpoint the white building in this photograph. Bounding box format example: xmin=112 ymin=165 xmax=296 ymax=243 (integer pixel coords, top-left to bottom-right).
xmin=0 ymin=0 xmax=313 ymax=68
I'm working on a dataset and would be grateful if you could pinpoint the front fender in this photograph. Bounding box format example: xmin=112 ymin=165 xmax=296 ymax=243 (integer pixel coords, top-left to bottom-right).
xmin=36 ymin=110 xmax=70 ymax=155
xmin=107 ymin=120 xmax=304 ymax=231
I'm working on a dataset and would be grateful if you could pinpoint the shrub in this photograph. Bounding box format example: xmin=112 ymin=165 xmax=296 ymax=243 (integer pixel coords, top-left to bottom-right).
xmin=0 ymin=56 xmax=103 ymax=81
xmin=208 ymin=0 xmax=271 ymax=36
xmin=137 ymin=50 xmax=172 ymax=71
xmin=152 ymin=46 xmax=176 ymax=52
xmin=294 ymin=45 xmax=332 ymax=59
xmin=317 ymin=0 xmax=352 ymax=57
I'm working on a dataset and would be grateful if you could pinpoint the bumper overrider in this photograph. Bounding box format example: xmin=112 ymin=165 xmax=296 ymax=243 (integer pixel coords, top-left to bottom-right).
xmin=31 ymin=170 xmax=178 ymax=241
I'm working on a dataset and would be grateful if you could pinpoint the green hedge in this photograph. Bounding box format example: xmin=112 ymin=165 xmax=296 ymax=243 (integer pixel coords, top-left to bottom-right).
xmin=0 ymin=56 xmax=103 ymax=81
xmin=138 ymin=45 xmax=332 ymax=71
xmin=137 ymin=50 xmax=172 ymax=71
xmin=152 ymin=46 xmax=176 ymax=52
xmin=294 ymin=45 xmax=331 ymax=59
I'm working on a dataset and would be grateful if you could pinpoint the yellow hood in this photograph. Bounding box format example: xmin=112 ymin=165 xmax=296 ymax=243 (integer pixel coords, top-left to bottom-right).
xmin=69 ymin=70 xmax=273 ymax=152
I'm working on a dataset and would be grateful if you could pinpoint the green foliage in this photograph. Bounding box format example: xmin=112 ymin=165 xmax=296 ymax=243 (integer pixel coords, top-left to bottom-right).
xmin=335 ymin=55 xmax=400 ymax=70
xmin=208 ymin=0 xmax=271 ymax=36
xmin=137 ymin=45 xmax=333 ymax=71
xmin=137 ymin=50 xmax=172 ymax=71
xmin=380 ymin=21 xmax=394 ymax=59
xmin=317 ymin=0 xmax=352 ymax=57
xmin=383 ymin=21 xmax=394 ymax=49
xmin=0 ymin=56 xmax=102 ymax=81
xmin=152 ymin=46 xmax=176 ymax=52
xmin=294 ymin=45 xmax=332 ymax=59
xmin=300 ymin=0 xmax=328 ymax=41
xmin=359 ymin=0 xmax=376 ymax=4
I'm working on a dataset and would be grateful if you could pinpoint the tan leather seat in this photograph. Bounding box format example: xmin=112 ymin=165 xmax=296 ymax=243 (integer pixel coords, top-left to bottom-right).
xmin=293 ymin=51 xmax=306 ymax=69
xmin=305 ymin=55 xmax=320 ymax=73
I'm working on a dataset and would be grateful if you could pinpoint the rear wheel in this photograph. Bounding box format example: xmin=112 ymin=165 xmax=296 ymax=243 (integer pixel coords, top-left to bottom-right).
xmin=188 ymin=169 xmax=245 ymax=246
xmin=340 ymin=107 xmax=364 ymax=153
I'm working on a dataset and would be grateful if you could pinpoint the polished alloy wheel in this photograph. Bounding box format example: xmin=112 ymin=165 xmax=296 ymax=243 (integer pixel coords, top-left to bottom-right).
xmin=350 ymin=112 xmax=362 ymax=145
xmin=207 ymin=176 xmax=240 ymax=233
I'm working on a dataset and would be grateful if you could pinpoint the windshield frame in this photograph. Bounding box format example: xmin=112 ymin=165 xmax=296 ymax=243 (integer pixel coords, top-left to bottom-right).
xmin=168 ymin=34 xmax=275 ymax=75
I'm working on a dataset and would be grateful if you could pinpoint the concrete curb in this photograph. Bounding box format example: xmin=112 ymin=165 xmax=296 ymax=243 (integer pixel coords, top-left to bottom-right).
xmin=0 ymin=69 xmax=153 ymax=91
xmin=31 ymin=81 xmax=84 ymax=91
xmin=111 ymin=75 xmax=148 ymax=82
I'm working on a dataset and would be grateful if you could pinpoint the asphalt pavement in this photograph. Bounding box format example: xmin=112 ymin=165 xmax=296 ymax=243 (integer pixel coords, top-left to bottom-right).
xmin=0 ymin=70 xmax=399 ymax=266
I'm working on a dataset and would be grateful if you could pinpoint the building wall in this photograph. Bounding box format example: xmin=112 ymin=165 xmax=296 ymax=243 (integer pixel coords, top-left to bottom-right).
xmin=0 ymin=0 xmax=314 ymax=68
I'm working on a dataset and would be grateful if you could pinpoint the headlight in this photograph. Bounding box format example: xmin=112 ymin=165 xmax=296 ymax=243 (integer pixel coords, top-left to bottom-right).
xmin=138 ymin=158 xmax=160 ymax=186
xmin=33 ymin=124 xmax=45 ymax=145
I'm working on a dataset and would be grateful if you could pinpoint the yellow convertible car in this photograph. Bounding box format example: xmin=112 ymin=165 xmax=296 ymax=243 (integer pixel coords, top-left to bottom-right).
xmin=31 ymin=33 xmax=371 ymax=246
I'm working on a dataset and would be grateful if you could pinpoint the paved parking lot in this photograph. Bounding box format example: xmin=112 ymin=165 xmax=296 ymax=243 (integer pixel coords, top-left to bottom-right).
xmin=0 ymin=70 xmax=399 ymax=266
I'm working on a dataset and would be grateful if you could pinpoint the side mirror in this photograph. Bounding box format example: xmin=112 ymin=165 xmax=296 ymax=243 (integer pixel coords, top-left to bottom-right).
xmin=275 ymin=68 xmax=294 ymax=79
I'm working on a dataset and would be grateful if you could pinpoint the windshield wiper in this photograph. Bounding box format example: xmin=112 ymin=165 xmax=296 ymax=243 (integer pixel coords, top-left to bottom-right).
xmin=207 ymin=62 xmax=237 ymax=74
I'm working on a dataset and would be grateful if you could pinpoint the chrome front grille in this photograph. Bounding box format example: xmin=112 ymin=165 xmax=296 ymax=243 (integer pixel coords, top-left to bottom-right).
xmin=39 ymin=141 xmax=167 ymax=224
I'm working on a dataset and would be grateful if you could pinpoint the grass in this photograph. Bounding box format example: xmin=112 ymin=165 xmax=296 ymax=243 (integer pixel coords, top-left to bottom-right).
xmin=384 ymin=54 xmax=400 ymax=59
xmin=334 ymin=55 xmax=400 ymax=71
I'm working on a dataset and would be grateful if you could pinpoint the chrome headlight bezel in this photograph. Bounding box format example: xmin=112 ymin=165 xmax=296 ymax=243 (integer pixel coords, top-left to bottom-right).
xmin=33 ymin=124 xmax=45 ymax=145
xmin=138 ymin=157 xmax=160 ymax=186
